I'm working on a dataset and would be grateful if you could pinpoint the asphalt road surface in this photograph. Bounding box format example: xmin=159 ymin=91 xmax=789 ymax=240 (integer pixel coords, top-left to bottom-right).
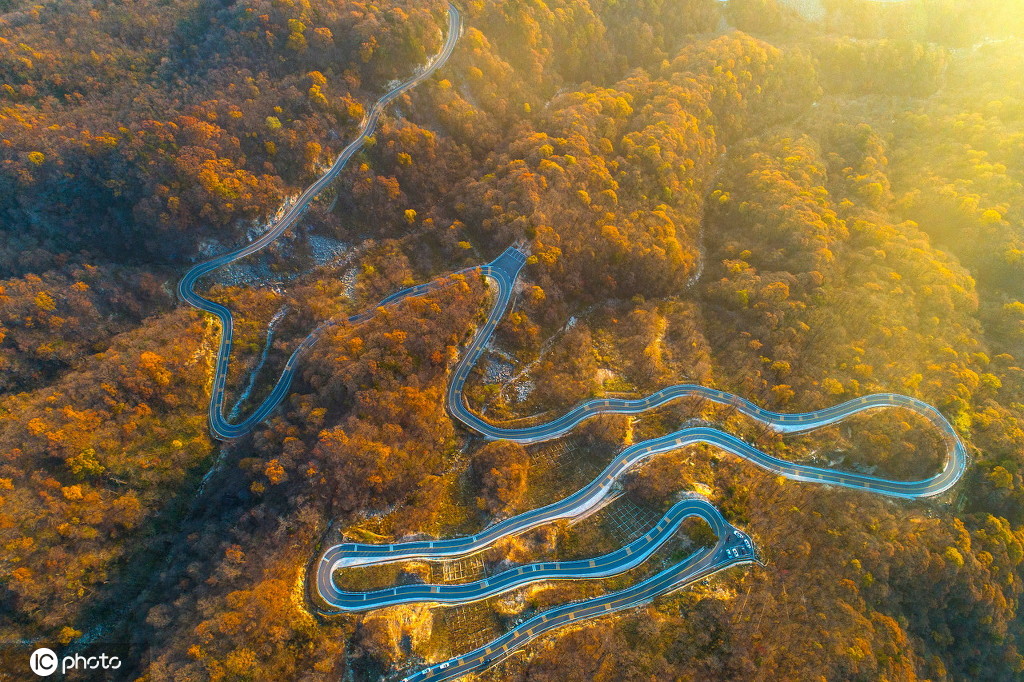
xmin=319 ymin=497 xmax=750 ymax=612
xmin=317 ymin=248 xmax=965 ymax=681
xmin=402 ymin=499 xmax=755 ymax=681
xmin=171 ymin=5 xmax=966 ymax=679
xmin=177 ymin=4 xmax=463 ymax=440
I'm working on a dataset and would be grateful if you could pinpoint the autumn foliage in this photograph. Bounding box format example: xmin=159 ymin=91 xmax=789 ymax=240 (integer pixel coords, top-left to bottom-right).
xmin=2 ymin=0 xmax=1024 ymax=680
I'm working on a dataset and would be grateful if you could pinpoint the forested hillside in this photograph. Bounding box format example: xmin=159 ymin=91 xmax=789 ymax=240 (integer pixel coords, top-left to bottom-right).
xmin=2 ymin=0 xmax=1024 ymax=680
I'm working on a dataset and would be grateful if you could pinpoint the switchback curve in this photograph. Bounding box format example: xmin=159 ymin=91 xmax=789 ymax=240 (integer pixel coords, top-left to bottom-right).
xmin=177 ymin=5 xmax=463 ymax=440
xmin=319 ymin=245 xmax=966 ymax=680
xmin=162 ymin=4 xmax=966 ymax=678
xmin=320 ymin=498 xmax=747 ymax=612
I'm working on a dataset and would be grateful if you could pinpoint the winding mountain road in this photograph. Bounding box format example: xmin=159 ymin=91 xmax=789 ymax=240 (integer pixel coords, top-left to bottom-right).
xmin=403 ymin=500 xmax=755 ymax=681
xmin=321 ymin=497 xmax=751 ymax=612
xmin=177 ymin=5 xmax=463 ymax=440
xmin=171 ymin=5 xmax=966 ymax=680
xmin=318 ymin=246 xmax=966 ymax=681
